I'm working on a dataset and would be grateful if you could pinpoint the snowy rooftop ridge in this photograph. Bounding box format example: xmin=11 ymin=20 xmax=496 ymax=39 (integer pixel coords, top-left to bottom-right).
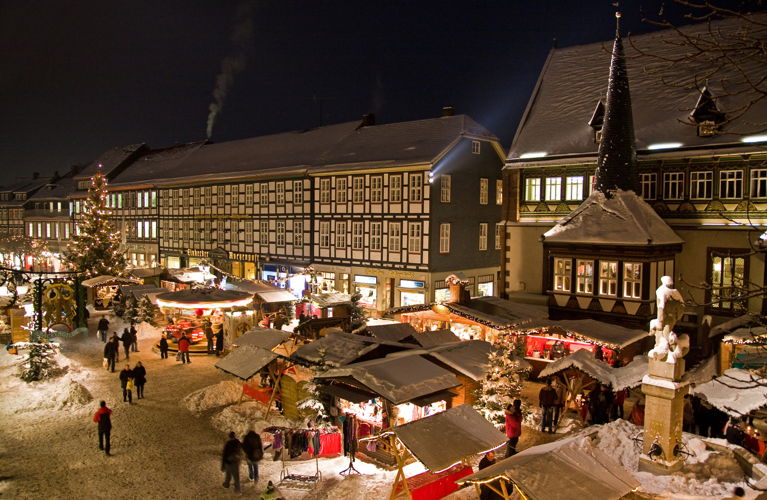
xmin=692 ymin=368 xmax=767 ymax=416
xmin=542 ymin=189 xmax=683 ymax=246
xmin=539 ymin=350 xmax=649 ymax=391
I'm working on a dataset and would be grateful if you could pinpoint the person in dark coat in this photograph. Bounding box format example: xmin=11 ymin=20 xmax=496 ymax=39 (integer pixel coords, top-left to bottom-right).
xmin=119 ymin=364 xmax=134 ymax=403
xmin=589 ymin=384 xmax=613 ymax=425
xmin=477 ymin=451 xmax=503 ymax=500
xmin=215 ymin=330 xmax=224 ymax=357
xmin=204 ymin=321 xmax=214 ymax=354
xmin=242 ymin=429 xmax=264 ymax=481
xmin=159 ymin=334 xmax=169 ymax=359
xmin=130 ymin=323 xmax=139 ymax=352
xmin=178 ymin=333 xmax=191 ymax=364
xmin=110 ymin=333 xmax=121 ymax=361
xmin=92 ymin=400 xmax=112 ymax=456
xmin=132 ymin=361 xmax=146 ymax=399
xmin=273 ymin=313 xmax=286 ymax=331
xmin=104 ymin=337 xmax=118 ymax=372
xmin=539 ymin=379 xmax=558 ymax=433
xmin=222 ymin=431 xmax=243 ymax=493
xmin=121 ymin=328 xmax=133 ymax=360
xmin=97 ymin=317 xmax=110 ymax=342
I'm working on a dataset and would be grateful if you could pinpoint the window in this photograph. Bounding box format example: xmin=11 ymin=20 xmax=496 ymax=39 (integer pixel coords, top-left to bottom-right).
xmin=27 ymin=223 xmax=33 ymax=237
xmin=352 ymin=177 xmax=364 ymax=203
xmin=319 ymin=221 xmax=330 ymax=248
xmin=720 ymin=170 xmax=743 ymax=199
xmin=408 ymin=222 xmax=422 ymax=253
xmin=390 ymin=175 xmax=402 ymax=203
xmin=495 ymin=223 xmax=503 ymax=250
xmin=479 ymin=178 xmax=489 ymax=205
xmin=623 ymin=262 xmax=643 ymax=298
xmin=231 ymin=186 xmax=240 ymax=206
xmin=245 ymin=184 xmax=254 ymax=205
xmin=336 ymin=178 xmax=347 ymax=203
xmin=259 ymin=221 xmax=269 ymax=244
xmin=440 ymin=175 xmax=451 ymax=203
xmin=259 ymin=184 xmax=268 ymax=206
xmin=370 ymin=176 xmax=383 ymax=203
xmin=565 ymin=176 xmax=584 ymax=201
xmin=244 ymin=221 xmax=253 ymax=245
xmin=151 ymin=191 xmax=157 ymax=208
xmin=751 ymin=169 xmax=767 ymax=199
xmin=294 ymin=221 xmax=303 ymax=246
xmin=496 ymin=179 xmax=503 ymax=205
xmin=545 ymin=178 xmax=562 ymax=201
xmin=663 ymin=172 xmax=684 ymax=200
xmin=409 ymin=173 xmax=423 ymax=202
xmin=276 ymin=221 xmax=285 ymax=245
xmin=276 ymin=182 xmax=285 ymax=206
xmin=143 ymin=191 xmax=150 ymax=208
xmin=370 ymin=222 xmax=382 ymax=251
xmin=640 ymin=173 xmax=657 ymax=200
xmin=151 ymin=221 xmax=157 ymax=238
xmin=576 ymin=260 xmax=594 ymax=293
xmin=137 ymin=220 xmax=143 ymax=238
xmin=335 ymin=221 xmax=346 ymax=248
xmin=525 ymin=178 xmax=541 ymax=201
xmin=144 ymin=221 xmax=150 ymax=240
xmin=478 ymin=223 xmax=488 ymax=251
xmin=439 ymin=223 xmax=450 ymax=253
xmin=708 ymin=248 xmax=748 ymax=313
xmin=351 ymin=222 xmax=364 ymax=249
xmin=553 ymin=258 xmax=572 ymax=292
xmin=472 ymin=140 xmax=481 ymax=154
xmin=293 ymin=180 xmax=303 ymax=204
xmin=136 ymin=192 xmax=143 ymax=208
xmin=690 ymin=171 xmax=713 ymax=200
xmin=319 ymin=178 xmax=331 ymax=203
xmin=599 ymin=261 xmax=618 ymax=296
xmin=389 ymin=223 xmax=401 ymax=252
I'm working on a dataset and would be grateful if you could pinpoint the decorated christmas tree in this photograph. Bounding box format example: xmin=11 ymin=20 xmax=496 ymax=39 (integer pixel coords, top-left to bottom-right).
xmin=136 ymin=295 xmax=160 ymax=326
xmin=62 ymin=168 xmax=126 ymax=278
xmin=474 ymin=340 xmax=529 ymax=425
xmin=347 ymin=292 xmax=367 ymax=332
xmin=124 ymin=295 xmax=139 ymax=325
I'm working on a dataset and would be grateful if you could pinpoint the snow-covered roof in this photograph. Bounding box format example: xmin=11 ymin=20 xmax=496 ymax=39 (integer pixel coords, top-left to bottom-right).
xmin=388 ymin=404 xmax=507 ymax=472
xmin=445 ymin=296 xmax=549 ymax=330
xmin=709 ymin=313 xmax=761 ymax=338
xmin=107 ymin=142 xmax=205 ymax=187
xmin=118 ymin=284 xmax=166 ymax=300
xmin=527 ymin=318 xmax=648 ymax=349
xmin=365 ymin=323 xmax=418 ymax=343
xmin=458 ymin=435 xmax=639 ymax=499
xmin=75 ymin=143 xmax=146 ymax=181
xmin=309 ymin=292 xmax=352 ymax=308
xmin=233 ymin=328 xmax=289 ymax=350
xmin=508 ymin=14 xmax=767 ymax=161
xmin=292 ymin=331 xmax=381 ymax=366
xmin=692 ymin=368 xmax=767 ymax=417
xmin=315 ymin=355 xmax=460 ymax=405
xmin=539 ymin=351 xmax=648 ymax=391
xmin=81 ymin=275 xmax=141 ymax=287
xmin=412 ymin=329 xmax=461 ymax=347
xmin=155 ymin=288 xmax=252 ymax=308
xmin=542 ymin=190 xmax=683 ymax=246
xmin=214 ymin=345 xmax=278 ymax=380
xmin=422 ymin=340 xmax=494 ymax=381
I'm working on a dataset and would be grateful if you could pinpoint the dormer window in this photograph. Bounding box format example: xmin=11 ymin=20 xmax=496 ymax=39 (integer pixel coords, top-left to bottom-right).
xmin=691 ymin=87 xmax=725 ymax=137
xmin=588 ymin=100 xmax=605 ymax=143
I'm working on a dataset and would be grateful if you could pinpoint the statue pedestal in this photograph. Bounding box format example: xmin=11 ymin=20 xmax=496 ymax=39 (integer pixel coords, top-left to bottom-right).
xmin=639 ymin=359 xmax=688 ymax=474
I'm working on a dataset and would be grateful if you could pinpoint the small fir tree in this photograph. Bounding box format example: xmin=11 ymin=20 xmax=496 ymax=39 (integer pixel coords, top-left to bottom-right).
xmin=347 ymin=292 xmax=367 ymax=332
xmin=136 ymin=295 xmax=160 ymax=326
xmin=124 ymin=295 xmax=139 ymax=325
xmin=474 ymin=341 xmax=528 ymax=425
xmin=62 ymin=168 xmax=126 ymax=278
xmin=19 ymin=342 xmax=60 ymax=382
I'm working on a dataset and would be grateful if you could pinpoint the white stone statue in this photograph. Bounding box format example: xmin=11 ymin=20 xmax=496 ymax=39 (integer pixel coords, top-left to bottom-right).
xmin=648 ymin=276 xmax=689 ymax=363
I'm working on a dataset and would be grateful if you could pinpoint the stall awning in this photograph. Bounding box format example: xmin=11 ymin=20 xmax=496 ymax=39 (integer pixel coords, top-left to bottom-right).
xmin=457 ymin=436 xmax=639 ymax=500
xmin=155 ymin=288 xmax=252 ymax=309
xmin=692 ymin=368 xmax=767 ymax=417
xmin=445 ymin=296 xmax=549 ymax=330
xmin=539 ymin=350 xmax=648 ymax=391
xmin=127 ymin=267 xmax=163 ymax=278
xmin=118 ymin=285 xmax=167 ymax=300
xmin=318 ymin=383 xmax=377 ymax=404
xmin=390 ymin=405 xmax=507 ymax=472
xmin=234 ymin=327 xmax=289 ymax=350
xmin=709 ymin=313 xmax=761 ymax=338
xmin=215 ymin=345 xmax=278 ymax=380
xmin=523 ymin=319 xmax=648 ymax=349
xmin=257 ymin=290 xmax=297 ymax=303
xmin=81 ymin=275 xmax=141 ymax=287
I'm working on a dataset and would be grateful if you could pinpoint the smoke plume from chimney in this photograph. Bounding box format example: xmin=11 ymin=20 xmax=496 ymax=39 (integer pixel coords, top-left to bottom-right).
xmin=206 ymin=2 xmax=255 ymax=139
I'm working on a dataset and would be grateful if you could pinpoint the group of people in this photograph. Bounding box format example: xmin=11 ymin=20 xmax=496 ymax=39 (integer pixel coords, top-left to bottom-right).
xmin=203 ymin=320 xmax=224 ymax=356
xmin=118 ymin=362 xmax=146 ymax=403
xmin=538 ymin=378 xmax=567 ymax=433
xmin=221 ymin=430 xmax=273 ymax=496
xmin=102 ymin=327 xmax=139 ymax=372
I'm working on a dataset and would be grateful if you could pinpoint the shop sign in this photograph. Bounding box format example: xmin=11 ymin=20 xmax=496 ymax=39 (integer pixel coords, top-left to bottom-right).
xmin=208 ymin=247 xmax=229 ymax=260
xmin=399 ymin=279 xmax=425 ymax=288
xmin=354 ymin=275 xmax=377 ymax=285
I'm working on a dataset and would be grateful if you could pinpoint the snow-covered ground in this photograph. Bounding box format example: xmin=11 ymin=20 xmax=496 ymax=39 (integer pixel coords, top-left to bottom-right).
xmin=0 ymin=312 xmax=762 ymax=499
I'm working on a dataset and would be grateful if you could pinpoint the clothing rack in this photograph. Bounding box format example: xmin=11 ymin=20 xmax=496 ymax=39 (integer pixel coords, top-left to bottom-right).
xmin=263 ymin=426 xmax=338 ymax=490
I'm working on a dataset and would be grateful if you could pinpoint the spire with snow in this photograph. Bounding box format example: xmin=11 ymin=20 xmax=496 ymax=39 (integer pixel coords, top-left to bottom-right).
xmin=594 ymin=12 xmax=637 ymax=197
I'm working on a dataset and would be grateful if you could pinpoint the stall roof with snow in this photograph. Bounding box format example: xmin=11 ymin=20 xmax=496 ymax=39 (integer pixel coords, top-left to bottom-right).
xmin=364 ymin=323 xmax=418 ymax=344
xmin=118 ymin=285 xmax=167 ymax=300
xmin=422 ymin=340 xmax=495 ymax=381
xmin=692 ymin=368 xmax=767 ymax=417
xmin=525 ymin=318 xmax=648 ymax=349
xmin=709 ymin=313 xmax=763 ymax=339
xmin=315 ymin=355 xmax=460 ymax=405
xmin=233 ymin=327 xmax=289 ymax=350
xmin=292 ymin=331 xmax=412 ymax=367
xmin=309 ymin=292 xmax=352 ymax=309
xmin=539 ymin=350 xmax=648 ymax=390
xmin=457 ymin=435 xmax=639 ymax=500
xmin=444 ymin=296 xmax=549 ymax=331
xmin=81 ymin=275 xmax=141 ymax=287
xmin=215 ymin=345 xmax=278 ymax=380
xmin=155 ymin=288 xmax=252 ymax=309
xmin=412 ymin=329 xmax=461 ymax=347
xmin=387 ymin=404 xmax=507 ymax=472
xmin=224 ymin=280 xmax=297 ymax=303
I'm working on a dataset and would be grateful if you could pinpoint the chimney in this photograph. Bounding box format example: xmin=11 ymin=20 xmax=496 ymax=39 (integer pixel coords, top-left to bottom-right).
xmin=360 ymin=113 xmax=375 ymax=127
xmin=442 ymin=106 xmax=455 ymax=117
xmin=445 ymin=274 xmax=470 ymax=305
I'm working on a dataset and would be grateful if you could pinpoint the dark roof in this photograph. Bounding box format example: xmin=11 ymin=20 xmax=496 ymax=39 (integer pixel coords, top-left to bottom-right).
xmin=509 ymin=14 xmax=767 ymax=161
xmin=27 ymin=178 xmax=76 ymax=200
xmin=233 ymin=328 xmax=289 ymax=350
xmin=446 ymin=296 xmax=549 ymax=331
xmin=108 ymin=142 xmax=204 ymax=187
xmin=215 ymin=345 xmax=278 ymax=380
xmin=75 ymin=144 xmax=147 ymax=181
xmin=413 ymin=329 xmax=461 ymax=347
xmin=365 ymin=323 xmax=418 ymax=343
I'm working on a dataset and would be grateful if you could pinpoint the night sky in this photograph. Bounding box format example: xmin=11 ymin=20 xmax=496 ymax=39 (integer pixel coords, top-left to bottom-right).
xmin=0 ymin=0 xmax=754 ymax=185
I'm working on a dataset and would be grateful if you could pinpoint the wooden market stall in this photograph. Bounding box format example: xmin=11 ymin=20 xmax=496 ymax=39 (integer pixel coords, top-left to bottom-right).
xmin=709 ymin=314 xmax=766 ymax=374
xmin=81 ymin=275 xmax=141 ymax=309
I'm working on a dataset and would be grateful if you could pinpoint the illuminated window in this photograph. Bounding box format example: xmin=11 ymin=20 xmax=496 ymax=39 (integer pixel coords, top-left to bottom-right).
xmin=623 ymin=262 xmax=642 ymax=298
xmin=576 ymin=260 xmax=594 ymax=294
xmin=553 ymin=258 xmax=572 ymax=292
xmin=690 ymin=171 xmax=713 ymax=200
xmin=479 ymin=178 xmax=489 ymax=205
xmin=565 ymin=176 xmax=584 ymax=200
xmin=478 ymin=223 xmax=488 ymax=251
xmin=545 ymin=177 xmax=562 ymax=201
xmin=708 ymin=248 xmax=748 ymax=313
xmin=525 ymin=178 xmax=541 ymax=201
xmin=496 ymin=179 xmax=503 ymax=205
xmin=599 ymin=261 xmax=618 ymax=296
xmin=495 ymin=223 xmax=503 ymax=250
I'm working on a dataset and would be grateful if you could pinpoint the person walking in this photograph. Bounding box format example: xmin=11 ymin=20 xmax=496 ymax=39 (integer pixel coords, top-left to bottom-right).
xmin=539 ymin=379 xmax=558 ymax=433
xmin=92 ymin=400 xmax=112 ymax=456
xmin=110 ymin=333 xmax=121 ymax=362
xmin=119 ymin=364 xmax=134 ymax=403
xmin=242 ymin=429 xmax=264 ymax=482
xmin=97 ymin=317 xmax=109 ymax=343
xmin=504 ymin=399 xmax=523 ymax=457
xmin=214 ymin=329 xmax=224 ymax=357
xmin=552 ymin=378 xmax=567 ymax=427
xmin=121 ymin=328 xmax=133 ymax=360
xmin=204 ymin=321 xmax=214 ymax=354
xmin=159 ymin=334 xmax=169 ymax=359
xmin=132 ymin=361 xmax=146 ymax=399
xmin=178 ymin=332 xmax=191 ymax=364
xmin=130 ymin=323 xmax=139 ymax=352
xmin=104 ymin=337 xmax=118 ymax=372
xmin=221 ymin=431 xmax=243 ymax=493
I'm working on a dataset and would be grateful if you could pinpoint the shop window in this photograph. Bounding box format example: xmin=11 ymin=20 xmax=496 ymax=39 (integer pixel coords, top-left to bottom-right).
xmin=335 ymin=221 xmax=346 ymax=248
xmin=294 ymin=221 xmax=303 ymax=246
xmin=623 ymin=262 xmax=642 ymax=299
xmin=389 ymin=222 xmax=401 ymax=252
xmin=389 ymin=175 xmax=402 ymax=203
xmin=337 ymin=178 xmax=347 ymax=203
xmin=663 ymin=172 xmax=684 ymax=200
xmin=708 ymin=248 xmax=748 ymax=314
xmin=496 ymin=179 xmax=503 ymax=205
xmin=576 ymin=259 xmax=594 ymax=294
xmin=478 ymin=275 xmax=494 ymax=297
xmin=371 ymin=176 xmax=383 ymax=203
xmin=409 ymin=173 xmax=423 ymax=202
xmin=434 ymin=287 xmax=449 ymax=302
xmin=720 ymin=170 xmax=743 ymax=199
xmin=439 ymin=223 xmax=450 ymax=253
xmin=525 ymin=178 xmax=541 ymax=201
xmin=408 ymin=222 xmax=422 ymax=253
xmin=751 ymin=169 xmax=767 ymax=199
xmin=370 ymin=222 xmax=382 ymax=251
xmin=545 ymin=177 xmax=562 ymax=201
xmin=401 ymin=290 xmax=425 ymax=306
xmin=352 ymin=177 xmax=365 ymax=203
xmin=640 ymin=173 xmax=657 ymax=200
xmin=565 ymin=176 xmax=584 ymax=201
xmin=319 ymin=178 xmax=331 ymax=203
xmin=479 ymin=178 xmax=489 ymax=205
xmin=319 ymin=221 xmax=330 ymax=248
xmin=478 ymin=223 xmax=488 ymax=251
xmin=553 ymin=258 xmax=572 ymax=292
xmin=440 ymin=175 xmax=451 ymax=203
xmin=293 ymin=180 xmax=303 ymax=204
xmin=352 ymin=221 xmax=364 ymax=250
xmin=690 ymin=171 xmax=713 ymax=200
xmin=599 ymin=261 xmax=618 ymax=296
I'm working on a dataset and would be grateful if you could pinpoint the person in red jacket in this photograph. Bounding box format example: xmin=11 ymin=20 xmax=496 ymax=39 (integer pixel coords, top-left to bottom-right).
xmin=504 ymin=399 xmax=523 ymax=457
xmin=178 ymin=333 xmax=191 ymax=364
xmin=93 ymin=400 xmax=112 ymax=456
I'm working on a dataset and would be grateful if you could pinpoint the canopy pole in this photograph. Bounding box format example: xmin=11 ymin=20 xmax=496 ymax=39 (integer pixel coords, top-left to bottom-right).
xmin=264 ymin=363 xmax=286 ymax=420
xmin=388 ymin=433 xmax=412 ymax=500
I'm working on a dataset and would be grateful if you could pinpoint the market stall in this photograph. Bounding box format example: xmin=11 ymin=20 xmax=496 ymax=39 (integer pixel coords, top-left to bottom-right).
xmin=224 ymin=279 xmax=297 ymax=324
xmin=154 ymin=288 xmax=253 ymax=355
xmin=81 ymin=275 xmax=141 ymax=309
xmin=711 ymin=319 xmax=767 ymax=373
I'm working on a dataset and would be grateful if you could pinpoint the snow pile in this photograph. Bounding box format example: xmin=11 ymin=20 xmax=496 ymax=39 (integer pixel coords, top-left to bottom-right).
xmin=182 ymin=379 xmax=242 ymax=415
xmin=55 ymin=379 xmax=94 ymax=408
xmin=210 ymin=401 xmax=292 ymax=436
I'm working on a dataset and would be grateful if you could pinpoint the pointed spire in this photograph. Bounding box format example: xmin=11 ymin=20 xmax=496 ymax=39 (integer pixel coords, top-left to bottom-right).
xmin=594 ymin=11 xmax=638 ymax=197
